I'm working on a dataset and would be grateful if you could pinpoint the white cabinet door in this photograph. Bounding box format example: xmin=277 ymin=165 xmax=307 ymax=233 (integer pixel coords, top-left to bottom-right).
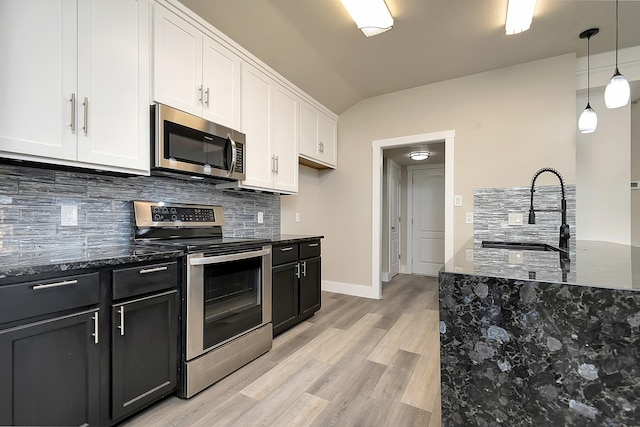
xmin=77 ymin=0 xmax=149 ymax=172
xmin=153 ymin=4 xmax=202 ymax=117
xmin=318 ymin=112 xmax=337 ymax=167
xmin=272 ymin=84 xmax=298 ymax=194
xmin=0 ymin=0 xmax=77 ymax=161
xmin=202 ymin=36 xmax=241 ymax=129
xmin=241 ymin=64 xmax=274 ymax=190
xmin=299 ymin=100 xmax=337 ymax=169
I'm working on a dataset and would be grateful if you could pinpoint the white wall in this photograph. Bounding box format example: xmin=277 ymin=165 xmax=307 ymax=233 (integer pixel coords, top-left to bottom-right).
xmin=280 ymin=165 xmax=321 ymax=235
xmin=576 ymin=87 xmax=631 ymax=244
xmin=631 ymin=101 xmax=640 ymax=245
xmin=313 ymin=54 xmax=577 ymax=292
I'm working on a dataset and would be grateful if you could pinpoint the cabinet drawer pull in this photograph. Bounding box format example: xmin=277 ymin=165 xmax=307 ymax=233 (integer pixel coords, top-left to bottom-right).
xmin=307 ymin=243 xmax=319 ymax=247
xmin=280 ymin=247 xmax=293 ymax=252
xmin=119 ymin=307 xmax=125 ymax=336
xmin=32 ymin=279 xmax=78 ymax=290
xmin=93 ymin=312 xmax=99 ymax=344
xmin=139 ymin=266 xmax=168 ymax=274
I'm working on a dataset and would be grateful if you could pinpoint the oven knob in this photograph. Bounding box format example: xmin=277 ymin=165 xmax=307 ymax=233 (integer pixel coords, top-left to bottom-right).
xmin=170 ymin=208 xmax=177 ymax=214
xmin=171 ymin=215 xmax=178 ymax=221
xmin=153 ymin=214 xmax=162 ymax=221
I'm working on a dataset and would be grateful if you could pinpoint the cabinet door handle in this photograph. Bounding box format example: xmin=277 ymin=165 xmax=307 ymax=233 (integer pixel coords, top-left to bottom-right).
xmin=274 ymin=156 xmax=279 ymax=173
xmin=205 ymin=87 xmax=210 ymax=106
xmin=198 ymin=85 xmax=203 ymax=104
xmin=302 ymin=261 xmax=307 ymax=277
xmin=82 ymin=97 xmax=88 ymax=134
xmin=69 ymin=93 xmax=76 ymax=131
xmin=139 ymin=266 xmax=168 ymax=274
xmin=32 ymin=279 xmax=78 ymax=290
xmin=280 ymin=247 xmax=293 ymax=252
xmin=307 ymin=243 xmax=319 ymax=247
xmin=118 ymin=307 xmax=125 ymax=336
xmin=295 ymin=263 xmax=301 ymax=279
xmin=92 ymin=312 xmax=99 ymax=344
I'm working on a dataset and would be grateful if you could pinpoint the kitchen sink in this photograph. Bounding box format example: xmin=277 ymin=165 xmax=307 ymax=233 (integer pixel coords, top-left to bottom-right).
xmin=481 ymin=240 xmax=567 ymax=253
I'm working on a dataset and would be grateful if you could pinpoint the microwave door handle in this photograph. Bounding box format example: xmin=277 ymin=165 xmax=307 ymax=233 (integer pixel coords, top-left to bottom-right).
xmin=189 ymin=248 xmax=270 ymax=265
xmin=227 ymin=135 xmax=237 ymax=177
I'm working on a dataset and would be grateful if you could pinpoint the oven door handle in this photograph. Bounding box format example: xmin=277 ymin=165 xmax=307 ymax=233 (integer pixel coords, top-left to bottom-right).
xmin=189 ymin=248 xmax=270 ymax=265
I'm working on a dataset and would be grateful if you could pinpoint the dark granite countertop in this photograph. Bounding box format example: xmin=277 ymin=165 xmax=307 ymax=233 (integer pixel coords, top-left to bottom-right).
xmin=442 ymin=240 xmax=640 ymax=291
xmin=0 ymin=242 xmax=184 ymax=281
xmin=270 ymin=234 xmax=324 ymax=245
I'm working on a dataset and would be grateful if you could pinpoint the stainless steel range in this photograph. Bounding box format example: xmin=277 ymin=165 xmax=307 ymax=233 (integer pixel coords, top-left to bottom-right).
xmin=133 ymin=200 xmax=272 ymax=398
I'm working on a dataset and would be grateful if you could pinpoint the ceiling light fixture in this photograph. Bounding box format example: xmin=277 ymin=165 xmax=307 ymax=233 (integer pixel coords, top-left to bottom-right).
xmin=409 ymin=151 xmax=430 ymax=161
xmin=604 ymin=0 xmax=630 ymax=109
xmin=578 ymin=28 xmax=599 ymax=134
xmin=340 ymin=0 xmax=394 ymax=37
xmin=505 ymin=0 xmax=536 ymax=35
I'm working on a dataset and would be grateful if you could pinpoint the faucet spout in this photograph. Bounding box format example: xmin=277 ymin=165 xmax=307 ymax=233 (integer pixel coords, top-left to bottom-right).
xmin=528 ymin=167 xmax=570 ymax=250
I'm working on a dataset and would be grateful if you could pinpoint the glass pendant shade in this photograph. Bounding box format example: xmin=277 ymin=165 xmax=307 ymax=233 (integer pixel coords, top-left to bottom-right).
xmin=578 ymin=104 xmax=597 ymax=134
xmin=604 ymin=70 xmax=631 ymax=109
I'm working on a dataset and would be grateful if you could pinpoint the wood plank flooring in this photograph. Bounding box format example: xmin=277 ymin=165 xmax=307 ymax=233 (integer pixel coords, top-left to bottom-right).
xmin=121 ymin=274 xmax=441 ymax=427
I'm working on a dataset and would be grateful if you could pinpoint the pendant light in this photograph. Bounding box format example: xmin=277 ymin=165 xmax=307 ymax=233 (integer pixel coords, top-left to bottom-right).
xmin=604 ymin=0 xmax=630 ymax=109
xmin=578 ymin=28 xmax=599 ymax=134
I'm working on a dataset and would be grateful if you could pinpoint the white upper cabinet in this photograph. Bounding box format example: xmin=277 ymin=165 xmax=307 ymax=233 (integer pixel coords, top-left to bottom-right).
xmin=300 ymin=100 xmax=337 ymax=169
xmin=0 ymin=0 xmax=150 ymax=175
xmin=153 ymin=4 xmax=241 ymax=130
xmin=233 ymin=63 xmax=298 ymax=194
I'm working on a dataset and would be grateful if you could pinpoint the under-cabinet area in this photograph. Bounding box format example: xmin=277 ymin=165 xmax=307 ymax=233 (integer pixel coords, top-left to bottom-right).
xmin=0 ymin=254 xmax=181 ymax=427
xmin=272 ymin=238 xmax=322 ymax=336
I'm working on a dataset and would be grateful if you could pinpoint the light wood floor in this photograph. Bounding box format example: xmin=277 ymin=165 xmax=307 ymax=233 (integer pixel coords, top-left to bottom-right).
xmin=122 ymin=274 xmax=441 ymax=427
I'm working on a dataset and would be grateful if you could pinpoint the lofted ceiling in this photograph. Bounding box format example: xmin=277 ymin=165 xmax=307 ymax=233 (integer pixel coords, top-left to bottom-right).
xmin=178 ymin=0 xmax=640 ymax=114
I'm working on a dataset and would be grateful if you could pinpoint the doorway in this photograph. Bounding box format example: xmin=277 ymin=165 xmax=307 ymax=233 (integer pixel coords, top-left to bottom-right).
xmin=372 ymin=130 xmax=455 ymax=299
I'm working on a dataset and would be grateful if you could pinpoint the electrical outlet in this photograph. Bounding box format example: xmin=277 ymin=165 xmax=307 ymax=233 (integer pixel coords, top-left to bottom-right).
xmin=509 ymin=251 xmax=523 ymax=264
xmin=465 ymin=212 xmax=474 ymax=224
xmin=295 ymin=212 xmax=300 ymax=223
xmin=454 ymin=195 xmax=462 ymax=206
xmin=61 ymin=205 xmax=78 ymax=226
xmin=508 ymin=213 xmax=523 ymax=226
xmin=257 ymin=212 xmax=264 ymax=224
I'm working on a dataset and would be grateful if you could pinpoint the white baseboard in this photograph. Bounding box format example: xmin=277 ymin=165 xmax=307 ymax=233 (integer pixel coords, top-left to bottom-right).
xmin=322 ymin=280 xmax=380 ymax=299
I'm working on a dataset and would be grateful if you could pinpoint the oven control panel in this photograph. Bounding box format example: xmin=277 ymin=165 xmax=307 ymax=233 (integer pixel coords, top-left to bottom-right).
xmin=133 ymin=200 xmax=224 ymax=227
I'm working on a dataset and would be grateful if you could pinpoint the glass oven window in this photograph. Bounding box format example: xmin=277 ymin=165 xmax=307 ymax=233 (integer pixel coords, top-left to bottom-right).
xmin=202 ymin=256 xmax=262 ymax=350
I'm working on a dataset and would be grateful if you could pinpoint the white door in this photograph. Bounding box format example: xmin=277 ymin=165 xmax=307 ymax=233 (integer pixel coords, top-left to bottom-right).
xmin=411 ymin=167 xmax=445 ymax=275
xmin=153 ymin=4 xmax=202 ymax=117
xmin=0 ymin=0 xmax=77 ymax=161
xmin=389 ymin=160 xmax=401 ymax=278
xmin=272 ymin=84 xmax=298 ymax=194
xmin=77 ymin=0 xmax=149 ymax=172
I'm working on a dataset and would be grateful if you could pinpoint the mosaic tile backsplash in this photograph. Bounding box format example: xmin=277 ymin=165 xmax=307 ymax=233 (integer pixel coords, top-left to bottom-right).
xmin=0 ymin=163 xmax=280 ymax=256
xmin=474 ymin=185 xmax=576 ymax=252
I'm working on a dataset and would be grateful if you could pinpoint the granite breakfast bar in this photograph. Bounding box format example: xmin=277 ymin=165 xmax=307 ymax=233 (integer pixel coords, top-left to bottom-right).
xmin=439 ymin=241 xmax=640 ymax=426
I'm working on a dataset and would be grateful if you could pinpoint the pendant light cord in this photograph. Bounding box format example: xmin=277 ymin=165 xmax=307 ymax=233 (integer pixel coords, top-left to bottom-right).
xmin=587 ymin=35 xmax=590 ymax=102
xmin=615 ymin=0 xmax=619 ymax=68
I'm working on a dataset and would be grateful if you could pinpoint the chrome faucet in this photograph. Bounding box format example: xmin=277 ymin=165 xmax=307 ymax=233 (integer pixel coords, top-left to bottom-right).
xmin=528 ymin=167 xmax=570 ymax=250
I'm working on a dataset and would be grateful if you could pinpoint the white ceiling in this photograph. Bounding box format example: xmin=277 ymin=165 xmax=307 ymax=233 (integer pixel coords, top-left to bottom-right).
xmin=178 ymin=0 xmax=640 ymax=114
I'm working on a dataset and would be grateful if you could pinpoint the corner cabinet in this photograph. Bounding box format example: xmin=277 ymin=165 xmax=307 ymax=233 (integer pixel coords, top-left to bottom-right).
xmin=153 ymin=3 xmax=241 ymax=130
xmin=0 ymin=0 xmax=150 ymax=175
xmin=300 ymin=100 xmax=338 ymax=169
xmin=226 ymin=63 xmax=298 ymax=194
xmin=272 ymin=240 xmax=321 ymax=336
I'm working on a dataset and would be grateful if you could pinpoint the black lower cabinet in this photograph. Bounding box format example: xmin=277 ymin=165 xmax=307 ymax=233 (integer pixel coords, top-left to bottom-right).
xmin=0 ymin=309 xmax=100 ymax=426
xmin=111 ymin=290 xmax=178 ymax=421
xmin=272 ymin=240 xmax=321 ymax=336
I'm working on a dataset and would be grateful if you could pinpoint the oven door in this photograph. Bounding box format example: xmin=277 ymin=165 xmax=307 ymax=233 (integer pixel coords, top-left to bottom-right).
xmin=185 ymin=246 xmax=271 ymax=361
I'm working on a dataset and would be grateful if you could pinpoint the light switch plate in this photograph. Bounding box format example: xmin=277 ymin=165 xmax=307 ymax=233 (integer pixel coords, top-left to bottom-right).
xmin=465 ymin=212 xmax=474 ymax=224
xmin=295 ymin=212 xmax=300 ymax=223
xmin=454 ymin=195 xmax=462 ymax=206
xmin=509 ymin=251 xmax=523 ymax=264
xmin=257 ymin=212 xmax=264 ymax=224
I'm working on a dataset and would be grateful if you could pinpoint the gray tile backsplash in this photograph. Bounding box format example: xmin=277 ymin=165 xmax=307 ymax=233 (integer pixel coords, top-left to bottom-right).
xmin=0 ymin=163 xmax=280 ymax=255
xmin=474 ymin=185 xmax=576 ymax=251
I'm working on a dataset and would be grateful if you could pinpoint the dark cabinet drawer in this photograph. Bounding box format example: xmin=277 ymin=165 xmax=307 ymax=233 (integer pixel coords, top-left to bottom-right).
xmin=300 ymin=240 xmax=321 ymax=259
xmin=112 ymin=261 xmax=178 ymax=300
xmin=0 ymin=273 xmax=100 ymax=325
xmin=272 ymin=244 xmax=299 ymax=266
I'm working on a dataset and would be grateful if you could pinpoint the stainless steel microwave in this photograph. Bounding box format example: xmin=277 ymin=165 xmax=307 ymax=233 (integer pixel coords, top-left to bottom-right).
xmin=151 ymin=103 xmax=246 ymax=181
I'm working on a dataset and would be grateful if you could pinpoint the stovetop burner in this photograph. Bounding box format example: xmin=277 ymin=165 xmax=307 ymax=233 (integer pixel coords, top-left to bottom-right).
xmin=132 ymin=200 xmax=271 ymax=253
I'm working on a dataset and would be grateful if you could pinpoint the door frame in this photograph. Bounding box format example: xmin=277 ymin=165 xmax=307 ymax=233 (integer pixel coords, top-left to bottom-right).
xmin=407 ymin=164 xmax=446 ymax=275
xmin=371 ymin=130 xmax=455 ymax=299
xmin=382 ymin=158 xmax=401 ymax=282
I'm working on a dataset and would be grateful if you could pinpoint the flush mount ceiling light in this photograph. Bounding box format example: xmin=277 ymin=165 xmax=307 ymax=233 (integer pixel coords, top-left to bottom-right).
xmin=505 ymin=0 xmax=536 ymax=35
xmin=578 ymin=28 xmax=599 ymax=134
xmin=340 ymin=0 xmax=394 ymax=37
xmin=409 ymin=151 xmax=430 ymax=161
xmin=604 ymin=0 xmax=630 ymax=109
